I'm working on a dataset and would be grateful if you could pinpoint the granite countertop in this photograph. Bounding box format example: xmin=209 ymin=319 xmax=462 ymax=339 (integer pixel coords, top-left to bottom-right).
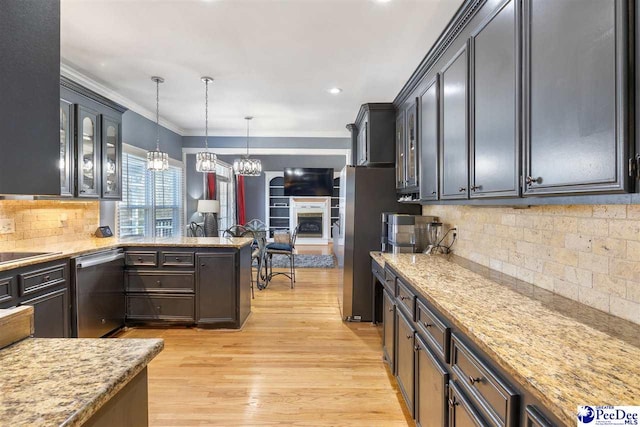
xmin=0 ymin=236 xmax=254 ymax=272
xmin=0 ymin=338 xmax=163 ymax=427
xmin=373 ymin=252 xmax=640 ymax=426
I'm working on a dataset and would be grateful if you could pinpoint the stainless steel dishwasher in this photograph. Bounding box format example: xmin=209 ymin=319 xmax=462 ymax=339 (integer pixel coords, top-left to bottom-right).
xmin=73 ymin=249 xmax=125 ymax=338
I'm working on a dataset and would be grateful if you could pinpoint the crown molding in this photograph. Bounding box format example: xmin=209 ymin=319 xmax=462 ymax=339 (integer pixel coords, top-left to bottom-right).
xmin=60 ymin=63 xmax=186 ymax=135
xmin=182 ymin=147 xmax=351 ymax=158
xmin=181 ymin=129 xmax=351 ymax=138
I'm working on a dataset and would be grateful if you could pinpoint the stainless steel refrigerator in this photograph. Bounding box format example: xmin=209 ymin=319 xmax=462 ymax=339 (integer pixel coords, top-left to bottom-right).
xmin=337 ymin=166 xmax=419 ymax=321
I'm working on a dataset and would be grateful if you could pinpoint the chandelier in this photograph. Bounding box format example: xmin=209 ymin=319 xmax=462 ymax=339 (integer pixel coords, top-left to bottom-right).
xmin=196 ymin=76 xmax=217 ymax=173
xmin=146 ymin=76 xmax=169 ymax=172
xmin=233 ymin=116 xmax=262 ymax=176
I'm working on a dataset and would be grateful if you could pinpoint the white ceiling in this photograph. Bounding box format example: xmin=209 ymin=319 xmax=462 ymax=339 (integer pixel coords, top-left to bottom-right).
xmin=61 ymin=0 xmax=463 ymax=138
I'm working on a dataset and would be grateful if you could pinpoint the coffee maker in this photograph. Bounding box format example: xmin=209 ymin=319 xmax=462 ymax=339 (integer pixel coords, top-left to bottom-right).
xmin=382 ymin=213 xmax=437 ymax=253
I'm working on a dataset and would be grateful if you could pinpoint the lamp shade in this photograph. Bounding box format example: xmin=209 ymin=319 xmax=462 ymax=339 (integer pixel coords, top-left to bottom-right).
xmin=197 ymin=199 xmax=220 ymax=214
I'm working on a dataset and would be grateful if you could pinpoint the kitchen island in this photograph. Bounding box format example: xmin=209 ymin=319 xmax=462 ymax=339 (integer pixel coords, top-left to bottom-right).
xmin=372 ymin=251 xmax=640 ymax=426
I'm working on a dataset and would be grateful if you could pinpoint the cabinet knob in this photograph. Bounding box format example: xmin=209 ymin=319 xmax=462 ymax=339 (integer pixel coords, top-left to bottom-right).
xmin=468 ymin=375 xmax=482 ymax=385
xmin=156 ymin=306 xmax=162 ymax=312
xmin=423 ymin=322 xmax=432 ymax=328
xmin=406 ymin=334 xmax=412 ymax=340
xmin=137 ymin=257 xmax=143 ymax=261
xmin=80 ymin=190 xmax=86 ymax=193
xmin=414 ymin=344 xmax=421 ymax=352
xmin=101 ymin=318 xmax=106 ymax=324
xmin=175 ymin=257 xmax=181 ymax=261
xmin=201 ymin=263 xmax=206 ymax=267
xmin=448 ymin=398 xmax=459 ymax=407
xmin=157 ymin=280 xmax=162 ymax=286
xmin=388 ymin=307 xmax=394 ymax=312
xmin=431 ymin=191 xmax=436 ymax=195
xmin=42 ymin=275 xmax=50 ymax=282
xmin=458 ymin=187 xmax=466 ymax=193
xmin=526 ymin=176 xmax=541 ymax=185
xmin=471 ymin=185 xmax=480 ymax=192
xmin=400 ymin=296 xmax=407 ymax=301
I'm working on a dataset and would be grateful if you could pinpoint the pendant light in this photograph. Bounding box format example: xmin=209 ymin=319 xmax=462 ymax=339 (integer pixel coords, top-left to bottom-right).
xmin=147 ymin=76 xmax=169 ymax=172
xmin=233 ymin=116 xmax=262 ymax=176
xmin=196 ymin=77 xmax=217 ymax=173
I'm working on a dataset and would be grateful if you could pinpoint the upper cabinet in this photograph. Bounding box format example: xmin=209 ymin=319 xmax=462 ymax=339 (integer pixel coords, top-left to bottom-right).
xmin=396 ymin=112 xmax=406 ymax=190
xmin=470 ymin=0 xmax=519 ymax=198
xmin=404 ymin=100 xmax=419 ymax=190
xmin=523 ymin=0 xmax=629 ymax=195
xmin=349 ymin=103 xmax=396 ymax=167
xmin=60 ymin=77 xmax=126 ymax=200
xmin=440 ymin=45 xmax=469 ymax=200
xmin=419 ymin=75 xmax=439 ymax=201
xmin=0 ymin=1 xmax=60 ymax=196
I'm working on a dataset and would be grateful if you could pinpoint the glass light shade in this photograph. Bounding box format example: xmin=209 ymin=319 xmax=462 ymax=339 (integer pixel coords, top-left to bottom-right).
xmin=147 ymin=150 xmax=169 ymax=171
xmin=196 ymin=152 xmax=217 ymax=173
xmin=197 ymin=199 xmax=220 ymax=213
xmin=233 ymin=157 xmax=262 ymax=176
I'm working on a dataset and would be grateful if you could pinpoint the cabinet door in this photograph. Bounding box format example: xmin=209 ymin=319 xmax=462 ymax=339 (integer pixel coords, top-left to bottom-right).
xmin=101 ymin=114 xmax=122 ymax=199
xmin=21 ymin=288 xmax=70 ymax=338
xmin=470 ymin=0 xmax=519 ymax=198
xmin=525 ymin=406 xmax=555 ymax=427
xmin=448 ymin=381 xmax=487 ymax=427
xmin=396 ymin=309 xmax=415 ymax=416
xmin=60 ymin=100 xmax=74 ymax=197
xmin=76 ymin=105 xmax=100 ymax=198
xmin=382 ymin=288 xmax=396 ymax=372
xmin=196 ymin=252 xmax=237 ymax=326
xmin=420 ymin=76 xmax=440 ymax=201
xmin=523 ymin=0 xmax=628 ymax=195
xmin=405 ymin=100 xmax=419 ymax=189
xmin=396 ymin=112 xmax=406 ymax=189
xmin=415 ymin=334 xmax=449 ymax=427
xmin=357 ymin=122 xmax=368 ymax=165
xmin=440 ymin=45 xmax=469 ymax=200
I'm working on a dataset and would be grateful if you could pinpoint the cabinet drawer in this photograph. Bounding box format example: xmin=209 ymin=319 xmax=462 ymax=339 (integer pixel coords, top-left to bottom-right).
xmin=161 ymin=252 xmax=195 ymax=267
xmin=450 ymin=334 xmax=519 ymax=427
xmin=19 ymin=263 xmax=66 ymax=296
xmin=396 ymin=279 xmax=415 ymax=319
xmin=0 ymin=276 xmax=15 ymax=304
xmin=416 ymin=299 xmax=450 ymax=362
xmin=125 ymin=251 xmax=158 ymax=267
xmin=127 ymin=294 xmax=194 ymax=321
xmin=383 ymin=267 xmax=396 ymax=294
xmin=126 ymin=271 xmax=194 ymax=293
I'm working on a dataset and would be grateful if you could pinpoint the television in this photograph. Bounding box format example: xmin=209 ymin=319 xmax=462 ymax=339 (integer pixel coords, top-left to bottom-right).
xmin=284 ymin=168 xmax=334 ymax=196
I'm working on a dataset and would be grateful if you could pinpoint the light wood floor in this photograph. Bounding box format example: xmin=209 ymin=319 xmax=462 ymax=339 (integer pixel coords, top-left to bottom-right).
xmin=119 ymin=267 xmax=412 ymax=426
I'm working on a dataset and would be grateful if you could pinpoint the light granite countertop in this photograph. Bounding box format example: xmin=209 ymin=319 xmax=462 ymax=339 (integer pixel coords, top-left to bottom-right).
xmin=0 ymin=338 xmax=163 ymax=427
xmin=373 ymin=251 xmax=640 ymax=426
xmin=0 ymin=236 xmax=253 ymax=272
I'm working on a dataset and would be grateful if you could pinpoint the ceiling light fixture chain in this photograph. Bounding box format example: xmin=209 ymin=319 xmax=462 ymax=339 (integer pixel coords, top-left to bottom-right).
xmin=233 ymin=116 xmax=262 ymax=176
xmin=196 ymin=76 xmax=217 ymax=173
xmin=147 ymin=76 xmax=169 ymax=172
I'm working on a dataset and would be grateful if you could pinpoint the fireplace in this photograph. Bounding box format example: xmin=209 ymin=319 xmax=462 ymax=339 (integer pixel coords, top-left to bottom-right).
xmin=297 ymin=212 xmax=323 ymax=238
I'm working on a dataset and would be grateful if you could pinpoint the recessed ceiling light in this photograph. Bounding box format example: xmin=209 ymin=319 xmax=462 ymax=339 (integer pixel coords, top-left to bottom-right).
xmin=328 ymin=87 xmax=343 ymax=95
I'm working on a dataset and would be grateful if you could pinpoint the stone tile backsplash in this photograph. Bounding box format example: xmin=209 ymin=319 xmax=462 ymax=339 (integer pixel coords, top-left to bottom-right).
xmin=0 ymin=200 xmax=99 ymax=251
xmin=422 ymin=204 xmax=640 ymax=325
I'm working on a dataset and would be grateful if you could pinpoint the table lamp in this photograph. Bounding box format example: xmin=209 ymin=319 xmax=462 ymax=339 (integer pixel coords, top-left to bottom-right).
xmin=197 ymin=199 xmax=220 ymax=237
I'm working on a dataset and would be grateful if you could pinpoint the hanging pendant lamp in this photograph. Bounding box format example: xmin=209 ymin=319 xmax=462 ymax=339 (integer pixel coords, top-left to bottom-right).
xmin=233 ymin=116 xmax=262 ymax=176
xmin=196 ymin=77 xmax=217 ymax=173
xmin=147 ymin=76 xmax=169 ymax=172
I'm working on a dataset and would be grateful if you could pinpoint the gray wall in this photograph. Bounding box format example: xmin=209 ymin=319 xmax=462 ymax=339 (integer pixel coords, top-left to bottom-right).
xmin=185 ymin=153 xmax=346 ymax=224
xmin=183 ymin=136 xmax=350 ymax=150
xmin=123 ymin=111 xmax=183 ymax=160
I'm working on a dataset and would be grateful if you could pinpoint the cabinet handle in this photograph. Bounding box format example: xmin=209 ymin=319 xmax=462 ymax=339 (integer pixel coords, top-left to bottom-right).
xmin=468 ymin=375 xmax=482 ymax=385
xmin=388 ymin=307 xmax=394 ymax=312
xmin=156 ymin=306 xmax=162 ymax=312
xmin=101 ymin=318 xmax=106 ymax=324
xmin=406 ymin=334 xmax=412 ymax=339
xmin=201 ymin=263 xmax=206 ymax=267
xmin=80 ymin=190 xmax=86 ymax=193
xmin=471 ymin=185 xmax=480 ymax=192
xmin=526 ymin=176 xmax=541 ymax=185
xmin=431 ymin=191 xmax=436 ymax=195
xmin=156 ymin=280 xmax=162 ymax=286
xmin=400 ymin=296 xmax=407 ymax=301
xmin=42 ymin=275 xmax=50 ymax=281
xmin=175 ymin=257 xmax=181 ymax=261
xmin=423 ymin=322 xmax=432 ymax=328
xmin=414 ymin=344 xmax=421 ymax=352
xmin=458 ymin=187 xmax=466 ymax=192
xmin=137 ymin=257 xmax=143 ymax=262
xmin=448 ymin=398 xmax=459 ymax=407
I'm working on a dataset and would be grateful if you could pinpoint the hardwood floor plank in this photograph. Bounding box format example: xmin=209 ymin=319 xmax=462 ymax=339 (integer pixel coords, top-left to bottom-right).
xmin=119 ymin=267 xmax=412 ymax=426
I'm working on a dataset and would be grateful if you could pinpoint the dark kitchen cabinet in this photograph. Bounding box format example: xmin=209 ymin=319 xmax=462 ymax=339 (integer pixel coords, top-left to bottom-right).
xmin=350 ymin=103 xmax=396 ymax=166
xmin=404 ymin=100 xmax=419 ymax=190
xmin=396 ymin=308 xmax=415 ymax=416
xmin=21 ymin=288 xmax=70 ymax=338
xmin=415 ymin=333 xmax=449 ymax=427
xmin=523 ymin=0 xmax=629 ymax=195
xmin=0 ymin=0 xmax=60 ymax=196
xmin=60 ymin=100 xmax=75 ymax=197
xmin=382 ymin=288 xmax=396 ymax=372
xmin=396 ymin=112 xmax=406 ymax=189
xmin=448 ymin=381 xmax=488 ymax=427
xmin=101 ymin=114 xmax=122 ymax=199
xmin=525 ymin=406 xmax=555 ymax=427
xmin=76 ymin=105 xmax=101 ymax=198
xmin=196 ymin=252 xmax=237 ymax=327
xmin=440 ymin=45 xmax=469 ymax=200
xmin=470 ymin=0 xmax=519 ymax=198
xmin=419 ymin=76 xmax=440 ymax=201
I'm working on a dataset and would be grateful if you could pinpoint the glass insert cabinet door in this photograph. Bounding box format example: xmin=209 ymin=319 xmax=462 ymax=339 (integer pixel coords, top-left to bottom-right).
xmin=59 ymin=100 xmax=74 ymax=196
xmin=76 ymin=105 xmax=100 ymax=197
xmin=101 ymin=115 xmax=121 ymax=198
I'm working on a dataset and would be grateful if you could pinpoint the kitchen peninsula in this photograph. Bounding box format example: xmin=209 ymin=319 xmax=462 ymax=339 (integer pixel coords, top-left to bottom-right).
xmin=372 ymin=251 xmax=640 ymax=426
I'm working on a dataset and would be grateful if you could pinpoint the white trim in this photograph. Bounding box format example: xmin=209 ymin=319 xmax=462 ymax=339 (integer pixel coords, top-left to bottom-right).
xmin=61 ymin=63 xmax=185 ymax=136
xmin=182 ymin=129 xmax=351 ymax=138
xmin=123 ymin=143 xmax=184 ymax=168
xmin=182 ymin=147 xmax=351 ymax=158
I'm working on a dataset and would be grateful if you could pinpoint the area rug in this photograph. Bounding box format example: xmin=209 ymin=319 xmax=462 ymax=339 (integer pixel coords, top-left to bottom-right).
xmin=268 ymin=254 xmax=336 ymax=268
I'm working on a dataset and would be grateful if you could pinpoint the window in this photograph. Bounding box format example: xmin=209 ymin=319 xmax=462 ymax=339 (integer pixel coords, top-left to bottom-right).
xmin=118 ymin=146 xmax=184 ymax=238
xmin=215 ymin=161 xmax=235 ymax=233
